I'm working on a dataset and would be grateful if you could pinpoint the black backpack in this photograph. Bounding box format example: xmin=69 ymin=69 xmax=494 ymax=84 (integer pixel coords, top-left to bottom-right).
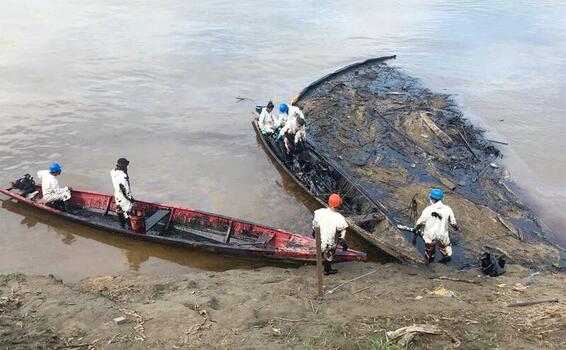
xmin=13 ymin=174 xmax=36 ymax=195
xmin=480 ymin=252 xmax=506 ymax=277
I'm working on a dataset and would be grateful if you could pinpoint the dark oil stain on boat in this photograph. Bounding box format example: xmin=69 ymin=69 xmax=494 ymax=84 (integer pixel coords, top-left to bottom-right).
xmin=294 ymin=57 xmax=564 ymax=269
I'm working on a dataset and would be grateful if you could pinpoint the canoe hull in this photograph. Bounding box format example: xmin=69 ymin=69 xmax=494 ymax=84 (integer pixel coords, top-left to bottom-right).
xmin=0 ymin=186 xmax=365 ymax=264
xmin=252 ymin=118 xmax=425 ymax=264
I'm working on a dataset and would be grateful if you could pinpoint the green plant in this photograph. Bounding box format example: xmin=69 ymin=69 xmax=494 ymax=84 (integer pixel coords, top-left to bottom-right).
xmin=0 ymin=272 xmax=26 ymax=285
xmin=303 ymin=338 xmax=319 ymax=350
xmin=355 ymin=336 xmax=399 ymax=350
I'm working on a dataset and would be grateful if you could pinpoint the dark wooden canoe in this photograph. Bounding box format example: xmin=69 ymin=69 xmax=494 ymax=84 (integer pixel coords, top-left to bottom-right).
xmin=252 ymin=116 xmax=425 ymax=264
xmin=0 ymin=185 xmax=366 ymax=264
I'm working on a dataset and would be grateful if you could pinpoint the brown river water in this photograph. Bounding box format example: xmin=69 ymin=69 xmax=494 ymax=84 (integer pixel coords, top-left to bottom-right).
xmin=1 ymin=0 xmax=565 ymax=281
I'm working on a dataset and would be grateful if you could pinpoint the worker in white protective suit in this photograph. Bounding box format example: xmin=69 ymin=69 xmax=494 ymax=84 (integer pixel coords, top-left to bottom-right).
xmin=110 ymin=158 xmax=134 ymax=228
xmin=414 ymin=188 xmax=459 ymax=263
xmin=37 ymin=162 xmax=72 ymax=211
xmin=312 ymin=194 xmax=349 ymax=275
xmin=277 ymin=103 xmax=305 ymax=127
xmin=258 ymin=101 xmax=276 ymax=135
xmin=276 ymin=115 xmax=306 ymax=157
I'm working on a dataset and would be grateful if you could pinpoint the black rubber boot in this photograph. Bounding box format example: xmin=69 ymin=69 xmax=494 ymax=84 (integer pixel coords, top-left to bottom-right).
xmin=118 ymin=212 xmax=126 ymax=228
xmin=50 ymin=200 xmax=65 ymax=211
xmin=324 ymin=261 xmax=337 ymax=275
xmin=63 ymin=200 xmax=72 ymax=213
xmin=424 ymin=243 xmax=436 ymax=263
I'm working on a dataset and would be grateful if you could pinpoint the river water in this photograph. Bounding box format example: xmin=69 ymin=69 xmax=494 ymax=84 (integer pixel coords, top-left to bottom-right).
xmin=1 ymin=0 xmax=564 ymax=281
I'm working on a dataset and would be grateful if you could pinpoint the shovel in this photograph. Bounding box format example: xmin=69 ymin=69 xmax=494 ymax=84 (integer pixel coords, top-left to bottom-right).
xmin=397 ymin=224 xmax=422 ymax=245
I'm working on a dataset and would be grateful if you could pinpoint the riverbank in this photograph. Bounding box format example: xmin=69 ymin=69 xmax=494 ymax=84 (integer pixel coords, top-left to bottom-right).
xmin=2 ymin=263 xmax=564 ymax=349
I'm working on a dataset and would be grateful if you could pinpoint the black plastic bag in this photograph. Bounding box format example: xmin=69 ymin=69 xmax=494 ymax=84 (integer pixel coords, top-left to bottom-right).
xmin=13 ymin=174 xmax=36 ymax=195
xmin=480 ymin=252 xmax=506 ymax=277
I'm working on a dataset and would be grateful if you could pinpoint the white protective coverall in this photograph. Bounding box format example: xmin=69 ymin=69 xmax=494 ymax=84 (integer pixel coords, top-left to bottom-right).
xmin=278 ymin=105 xmax=305 ymax=127
xmin=37 ymin=170 xmax=71 ymax=203
xmin=258 ymin=107 xmax=276 ymax=133
xmin=110 ymin=169 xmax=133 ymax=217
xmin=279 ymin=117 xmax=306 ymax=152
xmin=312 ymin=208 xmax=348 ymax=261
xmin=415 ymin=200 xmax=457 ymax=256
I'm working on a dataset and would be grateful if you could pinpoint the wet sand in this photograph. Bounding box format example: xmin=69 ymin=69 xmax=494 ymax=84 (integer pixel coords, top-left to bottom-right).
xmin=1 ymin=264 xmax=565 ymax=349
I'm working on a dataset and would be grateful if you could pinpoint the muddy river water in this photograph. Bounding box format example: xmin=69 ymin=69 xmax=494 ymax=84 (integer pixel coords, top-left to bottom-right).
xmin=1 ymin=0 xmax=565 ymax=281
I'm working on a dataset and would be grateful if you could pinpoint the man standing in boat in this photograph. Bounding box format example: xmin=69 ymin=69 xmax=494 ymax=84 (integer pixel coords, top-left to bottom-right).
xmin=37 ymin=162 xmax=72 ymax=211
xmin=258 ymin=101 xmax=276 ymax=135
xmin=110 ymin=158 xmax=134 ymax=228
xmin=414 ymin=188 xmax=459 ymax=263
xmin=312 ymin=194 xmax=349 ymax=275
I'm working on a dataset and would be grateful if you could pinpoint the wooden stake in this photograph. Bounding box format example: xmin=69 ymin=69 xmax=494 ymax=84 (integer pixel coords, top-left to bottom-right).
xmin=486 ymin=139 xmax=509 ymax=146
xmin=507 ymin=299 xmax=558 ymax=308
xmin=314 ymin=227 xmax=324 ymax=299
xmin=325 ymin=269 xmax=380 ymax=295
xmin=457 ymin=130 xmax=480 ymax=161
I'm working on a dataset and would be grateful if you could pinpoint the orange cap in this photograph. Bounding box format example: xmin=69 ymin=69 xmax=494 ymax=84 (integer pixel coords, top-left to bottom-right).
xmin=328 ymin=194 xmax=342 ymax=208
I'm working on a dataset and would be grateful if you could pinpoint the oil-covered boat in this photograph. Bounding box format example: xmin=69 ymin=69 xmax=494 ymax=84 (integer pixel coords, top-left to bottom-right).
xmin=252 ymin=104 xmax=425 ymax=264
xmin=0 ymin=184 xmax=366 ymax=263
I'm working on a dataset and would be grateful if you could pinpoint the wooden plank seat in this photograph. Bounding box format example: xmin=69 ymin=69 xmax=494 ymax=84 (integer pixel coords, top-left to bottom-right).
xmin=173 ymin=225 xmax=249 ymax=245
xmin=145 ymin=209 xmax=171 ymax=233
xmin=255 ymin=232 xmax=273 ymax=246
xmin=224 ymin=221 xmax=233 ymax=243
xmin=236 ymin=232 xmax=273 ymax=247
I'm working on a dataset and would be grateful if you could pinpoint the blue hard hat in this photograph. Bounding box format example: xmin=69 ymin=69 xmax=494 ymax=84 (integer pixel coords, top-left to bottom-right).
xmin=429 ymin=188 xmax=444 ymax=200
xmin=279 ymin=103 xmax=288 ymax=114
xmin=49 ymin=162 xmax=62 ymax=173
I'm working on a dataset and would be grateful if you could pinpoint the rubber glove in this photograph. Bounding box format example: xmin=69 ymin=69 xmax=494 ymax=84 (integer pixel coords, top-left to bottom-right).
xmin=412 ymin=227 xmax=423 ymax=236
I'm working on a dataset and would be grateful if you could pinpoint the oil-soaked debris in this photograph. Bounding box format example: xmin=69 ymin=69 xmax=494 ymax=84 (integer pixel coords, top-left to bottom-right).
xmin=295 ymin=56 xmax=563 ymax=268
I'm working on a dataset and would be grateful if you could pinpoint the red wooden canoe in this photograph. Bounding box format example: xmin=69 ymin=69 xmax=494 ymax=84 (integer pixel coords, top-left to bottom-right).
xmin=0 ymin=185 xmax=366 ymax=264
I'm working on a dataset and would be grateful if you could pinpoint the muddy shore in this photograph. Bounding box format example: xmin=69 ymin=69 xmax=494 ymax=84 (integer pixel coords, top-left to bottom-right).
xmin=1 ymin=264 xmax=565 ymax=349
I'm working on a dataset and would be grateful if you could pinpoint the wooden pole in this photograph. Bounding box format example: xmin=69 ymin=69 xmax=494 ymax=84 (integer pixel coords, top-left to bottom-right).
xmin=457 ymin=130 xmax=480 ymax=161
xmin=507 ymin=299 xmax=558 ymax=308
xmin=314 ymin=227 xmax=323 ymax=298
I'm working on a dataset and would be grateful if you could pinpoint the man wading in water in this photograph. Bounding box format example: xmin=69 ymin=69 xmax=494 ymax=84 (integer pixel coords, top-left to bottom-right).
xmin=110 ymin=158 xmax=135 ymax=228
xmin=312 ymin=194 xmax=349 ymax=275
xmin=414 ymin=188 xmax=459 ymax=263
